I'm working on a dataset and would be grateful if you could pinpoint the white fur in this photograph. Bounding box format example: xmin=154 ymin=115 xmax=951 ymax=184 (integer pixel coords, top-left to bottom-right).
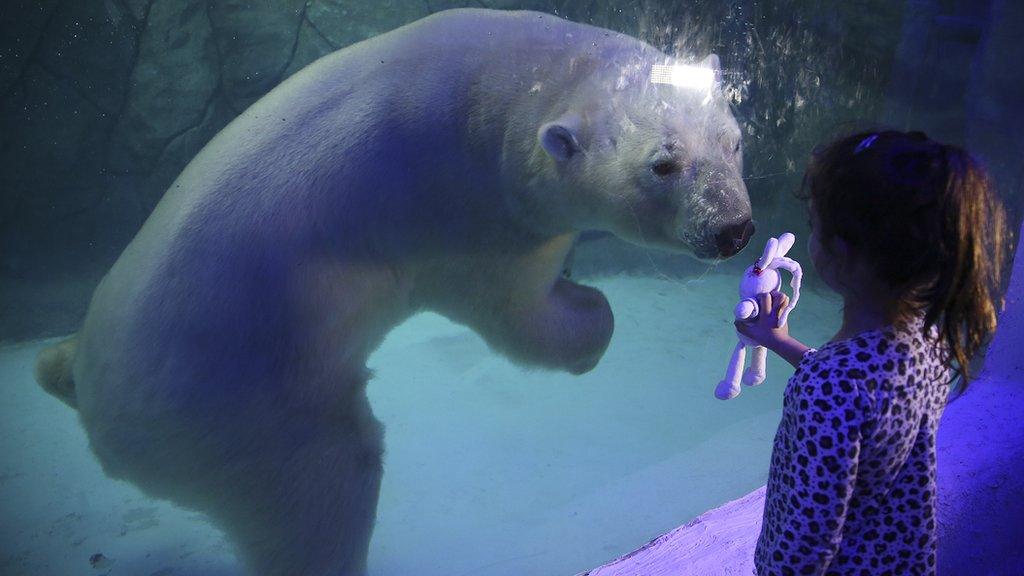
xmin=65 ymin=9 xmax=751 ymax=575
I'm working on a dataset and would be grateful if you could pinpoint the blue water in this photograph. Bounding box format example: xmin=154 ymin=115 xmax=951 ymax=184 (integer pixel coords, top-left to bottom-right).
xmin=0 ymin=271 xmax=840 ymax=576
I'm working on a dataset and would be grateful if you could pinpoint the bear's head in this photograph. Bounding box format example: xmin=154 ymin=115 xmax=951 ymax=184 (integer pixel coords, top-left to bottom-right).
xmin=520 ymin=53 xmax=753 ymax=260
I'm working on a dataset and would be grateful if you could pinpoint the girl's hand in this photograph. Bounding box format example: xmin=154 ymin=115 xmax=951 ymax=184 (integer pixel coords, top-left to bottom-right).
xmin=735 ymin=291 xmax=791 ymax=349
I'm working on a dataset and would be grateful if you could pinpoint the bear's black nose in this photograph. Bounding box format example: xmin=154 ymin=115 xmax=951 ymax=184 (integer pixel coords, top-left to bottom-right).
xmin=715 ymin=219 xmax=755 ymax=257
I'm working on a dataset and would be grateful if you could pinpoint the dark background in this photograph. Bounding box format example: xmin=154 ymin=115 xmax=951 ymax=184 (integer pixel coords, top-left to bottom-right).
xmin=1 ymin=0 xmax=1021 ymax=343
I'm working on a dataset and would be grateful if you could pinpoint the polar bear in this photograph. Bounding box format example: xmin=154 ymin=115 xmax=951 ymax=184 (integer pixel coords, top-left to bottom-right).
xmin=35 ymin=9 xmax=752 ymax=576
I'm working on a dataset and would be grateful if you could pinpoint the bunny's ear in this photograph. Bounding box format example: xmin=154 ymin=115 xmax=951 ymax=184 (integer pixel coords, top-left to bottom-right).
xmin=775 ymin=233 xmax=796 ymax=258
xmin=757 ymin=237 xmax=778 ymax=269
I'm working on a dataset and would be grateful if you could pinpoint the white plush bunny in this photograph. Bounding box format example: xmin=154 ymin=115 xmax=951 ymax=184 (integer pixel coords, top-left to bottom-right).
xmin=715 ymin=232 xmax=803 ymax=400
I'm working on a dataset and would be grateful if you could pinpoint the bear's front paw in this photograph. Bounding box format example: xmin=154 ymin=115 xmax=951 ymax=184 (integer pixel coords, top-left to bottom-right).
xmin=551 ymin=277 xmax=614 ymax=374
xmin=499 ymin=277 xmax=614 ymax=374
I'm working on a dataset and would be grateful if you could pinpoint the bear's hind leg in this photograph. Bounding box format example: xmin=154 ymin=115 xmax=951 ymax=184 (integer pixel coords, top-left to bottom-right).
xmin=201 ymin=394 xmax=385 ymax=576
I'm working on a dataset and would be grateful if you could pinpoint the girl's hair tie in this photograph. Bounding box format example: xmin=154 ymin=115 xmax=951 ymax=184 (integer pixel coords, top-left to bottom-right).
xmin=853 ymin=134 xmax=879 ymax=155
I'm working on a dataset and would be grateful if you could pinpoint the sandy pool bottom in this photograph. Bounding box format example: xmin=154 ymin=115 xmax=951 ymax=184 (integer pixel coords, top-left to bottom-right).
xmin=0 ymin=273 xmax=840 ymax=576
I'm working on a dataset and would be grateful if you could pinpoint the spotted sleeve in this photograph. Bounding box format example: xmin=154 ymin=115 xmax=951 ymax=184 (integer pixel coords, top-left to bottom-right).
xmin=759 ymin=350 xmax=875 ymax=575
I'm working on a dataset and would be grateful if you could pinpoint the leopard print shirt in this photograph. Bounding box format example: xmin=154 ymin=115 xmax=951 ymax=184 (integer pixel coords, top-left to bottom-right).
xmin=755 ymin=316 xmax=952 ymax=576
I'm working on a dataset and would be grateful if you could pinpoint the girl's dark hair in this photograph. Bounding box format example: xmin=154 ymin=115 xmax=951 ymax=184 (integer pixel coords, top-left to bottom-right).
xmin=800 ymin=129 xmax=1011 ymax=387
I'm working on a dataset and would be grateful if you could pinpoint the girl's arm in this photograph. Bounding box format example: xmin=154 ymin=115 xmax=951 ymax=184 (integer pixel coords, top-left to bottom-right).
xmin=766 ymin=334 xmax=812 ymax=368
xmin=734 ymin=291 xmax=811 ymax=368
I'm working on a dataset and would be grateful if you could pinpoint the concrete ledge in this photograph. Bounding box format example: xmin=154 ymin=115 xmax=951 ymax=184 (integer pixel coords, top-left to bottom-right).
xmin=578 ymin=488 xmax=763 ymax=576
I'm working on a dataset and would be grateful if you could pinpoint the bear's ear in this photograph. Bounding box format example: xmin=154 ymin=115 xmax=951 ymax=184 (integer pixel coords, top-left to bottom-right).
xmin=539 ymin=115 xmax=582 ymax=162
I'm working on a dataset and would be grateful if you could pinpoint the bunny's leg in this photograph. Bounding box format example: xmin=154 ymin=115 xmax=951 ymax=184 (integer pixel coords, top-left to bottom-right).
xmin=743 ymin=345 xmax=768 ymax=386
xmin=715 ymin=340 xmax=747 ymax=400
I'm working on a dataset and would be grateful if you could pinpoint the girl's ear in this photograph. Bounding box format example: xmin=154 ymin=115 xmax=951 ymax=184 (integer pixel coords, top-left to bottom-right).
xmin=831 ymin=235 xmax=852 ymax=268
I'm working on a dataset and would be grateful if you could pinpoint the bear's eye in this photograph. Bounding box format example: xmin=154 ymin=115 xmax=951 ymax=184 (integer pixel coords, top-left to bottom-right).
xmin=733 ymin=140 xmax=741 ymax=154
xmin=651 ymin=159 xmax=680 ymax=177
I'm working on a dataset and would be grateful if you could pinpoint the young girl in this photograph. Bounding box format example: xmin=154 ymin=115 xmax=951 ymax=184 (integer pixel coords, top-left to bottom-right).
xmin=736 ymin=130 xmax=1011 ymax=576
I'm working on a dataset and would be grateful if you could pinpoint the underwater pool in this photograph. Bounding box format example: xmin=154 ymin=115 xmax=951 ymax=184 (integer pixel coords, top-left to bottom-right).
xmin=1 ymin=271 xmax=839 ymax=576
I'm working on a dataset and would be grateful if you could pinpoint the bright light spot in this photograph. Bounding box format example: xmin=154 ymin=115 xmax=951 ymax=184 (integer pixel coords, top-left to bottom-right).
xmin=650 ymin=63 xmax=715 ymax=91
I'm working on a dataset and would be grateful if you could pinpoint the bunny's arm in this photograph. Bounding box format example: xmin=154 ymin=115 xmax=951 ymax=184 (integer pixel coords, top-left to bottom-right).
xmin=773 ymin=256 xmax=802 ymax=327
